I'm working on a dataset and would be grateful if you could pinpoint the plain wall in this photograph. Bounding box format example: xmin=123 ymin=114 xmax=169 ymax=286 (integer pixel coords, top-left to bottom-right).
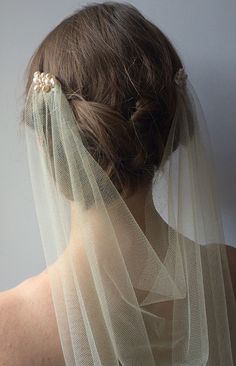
xmin=0 ymin=0 xmax=236 ymax=291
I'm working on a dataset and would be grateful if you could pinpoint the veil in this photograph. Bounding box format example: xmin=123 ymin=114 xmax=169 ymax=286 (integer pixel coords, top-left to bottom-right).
xmin=22 ymin=70 xmax=236 ymax=365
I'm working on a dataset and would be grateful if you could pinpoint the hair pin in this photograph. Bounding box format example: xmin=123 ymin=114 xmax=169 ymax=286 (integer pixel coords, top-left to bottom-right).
xmin=33 ymin=71 xmax=56 ymax=93
xmin=174 ymin=68 xmax=188 ymax=87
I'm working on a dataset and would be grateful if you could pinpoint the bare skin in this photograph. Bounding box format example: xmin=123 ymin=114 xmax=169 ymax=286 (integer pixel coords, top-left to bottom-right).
xmin=0 ymin=184 xmax=151 ymax=366
xmin=0 ymin=183 xmax=235 ymax=365
xmin=0 ymin=271 xmax=66 ymax=366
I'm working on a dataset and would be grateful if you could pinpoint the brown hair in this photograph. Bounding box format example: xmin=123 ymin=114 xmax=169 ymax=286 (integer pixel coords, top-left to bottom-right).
xmin=23 ymin=1 xmax=184 ymax=198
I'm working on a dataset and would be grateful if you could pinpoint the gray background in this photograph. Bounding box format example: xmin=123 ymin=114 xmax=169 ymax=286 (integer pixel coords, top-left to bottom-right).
xmin=1 ymin=0 xmax=236 ymax=291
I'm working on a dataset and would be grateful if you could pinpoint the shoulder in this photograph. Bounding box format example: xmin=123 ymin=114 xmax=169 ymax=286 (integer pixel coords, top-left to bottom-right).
xmin=0 ymin=285 xmax=28 ymax=365
xmin=0 ymin=272 xmax=65 ymax=366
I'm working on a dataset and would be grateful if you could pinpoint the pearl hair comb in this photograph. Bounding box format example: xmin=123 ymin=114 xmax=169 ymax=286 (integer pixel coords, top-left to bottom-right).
xmin=33 ymin=71 xmax=56 ymax=93
xmin=174 ymin=67 xmax=188 ymax=87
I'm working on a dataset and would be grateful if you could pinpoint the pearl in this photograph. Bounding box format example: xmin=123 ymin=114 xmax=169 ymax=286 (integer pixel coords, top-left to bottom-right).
xmin=45 ymin=73 xmax=53 ymax=79
xmin=34 ymin=84 xmax=41 ymax=92
xmin=33 ymin=77 xmax=40 ymax=84
xmin=42 ymin=84 xmax=51 ymax=93
xmin=44 ymin=78 xmax=51 ymax=85
xmin=34 ymin=71 xmax=41 ymax=78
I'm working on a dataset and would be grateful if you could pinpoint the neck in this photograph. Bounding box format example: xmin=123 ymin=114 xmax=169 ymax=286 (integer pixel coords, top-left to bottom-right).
xmin=69 ymin=183 xmax=153 ymax=242
xmin=121 ymin=183 xmax=152 ymax=229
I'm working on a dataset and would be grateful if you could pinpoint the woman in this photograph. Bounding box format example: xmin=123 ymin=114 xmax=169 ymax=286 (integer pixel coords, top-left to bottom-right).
xmin=1 ymin=2 xmax=235 ymax=365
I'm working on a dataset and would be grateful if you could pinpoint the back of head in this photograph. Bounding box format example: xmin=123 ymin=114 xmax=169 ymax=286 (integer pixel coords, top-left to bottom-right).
xmin=24 ymin=1 xmax=184 ymax=198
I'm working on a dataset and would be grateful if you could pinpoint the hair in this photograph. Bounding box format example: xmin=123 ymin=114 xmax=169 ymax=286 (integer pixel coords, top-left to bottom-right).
xmin=23 ymin=1 xmax=185 ymax=198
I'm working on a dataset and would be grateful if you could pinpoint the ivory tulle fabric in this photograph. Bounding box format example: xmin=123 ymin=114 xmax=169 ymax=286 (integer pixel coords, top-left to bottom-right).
xmin=23 ymin=74 xmax=236 ymax=365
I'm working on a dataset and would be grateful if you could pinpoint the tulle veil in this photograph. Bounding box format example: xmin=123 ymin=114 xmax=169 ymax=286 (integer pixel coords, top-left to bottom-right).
xmin=22 ymin=70 xmax=236 ymax=365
